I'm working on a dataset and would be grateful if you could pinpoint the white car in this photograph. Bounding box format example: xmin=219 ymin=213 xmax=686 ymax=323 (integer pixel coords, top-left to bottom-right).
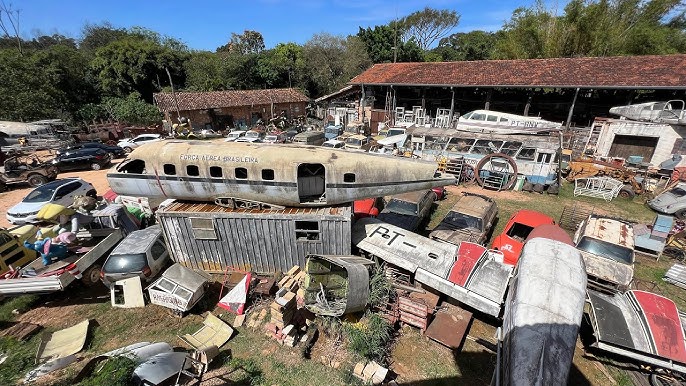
xmin=7 ymin=178 xmax=96 ymax=224
xmin=225 ymin=130 xmax=247 ymax=142
xmin=322 ymin=139 xmax=345 ymax=149
xmin=117 ymin=134 xmax=163 ymax=153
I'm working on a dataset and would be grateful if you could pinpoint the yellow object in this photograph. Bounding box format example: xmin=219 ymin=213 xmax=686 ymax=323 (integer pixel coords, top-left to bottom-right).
xmin=180 ymin=313 xmax=234 ymax=350
xmin=9 ymin=225 xmax=38 ymax=243
xmin=36 ymin=204 xmax=75 ymax=222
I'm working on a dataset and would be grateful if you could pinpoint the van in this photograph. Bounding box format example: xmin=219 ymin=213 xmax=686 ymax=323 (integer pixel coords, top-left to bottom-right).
xmin=292 ymin=131 xmax=326 ymax=146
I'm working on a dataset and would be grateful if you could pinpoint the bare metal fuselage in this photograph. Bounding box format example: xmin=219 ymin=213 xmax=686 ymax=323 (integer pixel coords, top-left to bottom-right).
xmin=107 ymin=141 xmax=456 ymax=207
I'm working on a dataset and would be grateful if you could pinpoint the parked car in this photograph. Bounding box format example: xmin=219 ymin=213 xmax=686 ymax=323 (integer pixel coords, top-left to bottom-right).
xmin=430 ymin=193 xmax=498 ymax=246
xmin=377 ymin=190 xmax=437 ymax=231
xmin=264 ymin=132 xmax=288 ymax=143
xmin=353 ymin=197 xmax=383 ymax=220
xmin=573 ymin=215 xmax=635 ymax=291
xmin=0 ymin=154 xmax=58 ymax=191
xmin=225 ymin=130 xmax=247 ymax=142
xmin=7 ymin=177 xmax=96 ymax=224
xmin=647 ymin=182 xmax=686 ymax=218
xmin=100 ymin=225 xmax=170 ymax=287
xmin=51 ymin=147 xmax=112 ymax=172
xmin=322 ymin=139 xmax=345 ymax=149
xmin=491 ymin=209 xmax=555 ymax=265
xmin=62 ymin=142 xmax=125 ymax=158
xmin=234 ymin=137 xmax=262 ymax=143
xmin=343 ymin=134 xmax=375 ymax=152
xmin=117 ymin=134 xmax=163 ymax=153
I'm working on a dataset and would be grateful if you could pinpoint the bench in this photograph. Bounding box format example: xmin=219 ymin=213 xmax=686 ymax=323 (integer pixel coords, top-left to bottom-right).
xmin=573 ymin=177 xmax=623 ymax=201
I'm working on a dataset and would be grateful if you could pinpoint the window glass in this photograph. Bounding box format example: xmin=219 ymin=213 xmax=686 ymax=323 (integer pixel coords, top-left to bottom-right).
xmin=446 ymin=138 xmax=475 ymax=153
xmin=344 ymin=173 xmax=355 ymax=183
xmin=186 ymin=165 xmax=199 ymax=176
xmin=500 ymin=141 xmax=523 ymax=156
xmin=235 ymin=168 xmax=248 ymax=179
xmin=487 ymin=115 xmax=498 ymax=122
xmin=164 ymin=164 xmax=176 ymax=175
xmin=151 ymin=240 xmax=167 ymax=260
xmin=210 ymin=166 xmax=222 ymax=178
xmin=471 ymin=112 xmax=486 ymax=121
xmin=537 ymin=153 xmax=553 ymax=163
xmin=516 ymin=148 xmax=536 ymax=160
xmin=471 ymin=140 xmax=503 ymax=155
xmin=577 ymin=237 xmax=634 ymax=264
xmin=56 ymin=182 xmax=80 ymax=198
xmin=262 ymin=169 xmax=275 ymax=180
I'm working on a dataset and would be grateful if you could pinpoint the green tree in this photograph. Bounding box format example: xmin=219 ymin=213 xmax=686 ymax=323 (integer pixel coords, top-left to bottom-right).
xmin=399 ymin=7 xmax=461 ymax=51
xmin=80 ymin=23 xmax=129 ymax=52
xmin=216 ymin=30 xmax=265 ymax=54
xmin=434 ymin=31 xmax=497 ymax=61
xmin=357 ymin=24 xmax=423 ymax=63
xmin=102 ymin=93 xmax=161 ymax=125
xmin=270 ymin=42 xmax=306 ymax=88
xmin=185 ymin=51 xmax=237 ymax=91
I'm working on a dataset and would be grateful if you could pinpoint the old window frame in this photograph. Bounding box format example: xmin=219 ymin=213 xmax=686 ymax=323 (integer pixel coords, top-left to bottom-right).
xmin=295 ymin=220 xmax=320 ymax=241
xmin=189 ymin=217 xmax=218 ymax=240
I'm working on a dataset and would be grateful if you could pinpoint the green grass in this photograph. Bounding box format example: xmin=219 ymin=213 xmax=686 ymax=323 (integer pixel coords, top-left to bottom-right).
xmin=0 ymin=335 xmax=41 ymax=385
xmin=0 ymin=295 xmax=39 ymax=322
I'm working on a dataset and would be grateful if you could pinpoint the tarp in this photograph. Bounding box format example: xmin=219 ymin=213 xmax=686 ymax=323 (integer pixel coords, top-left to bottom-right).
xmin=217 ymin=273 xmax=251 ymax=315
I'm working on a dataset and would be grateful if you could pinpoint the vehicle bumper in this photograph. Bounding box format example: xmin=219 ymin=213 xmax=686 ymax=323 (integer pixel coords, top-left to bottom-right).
xmin=6 ymin=213 xmax=39 ymax=225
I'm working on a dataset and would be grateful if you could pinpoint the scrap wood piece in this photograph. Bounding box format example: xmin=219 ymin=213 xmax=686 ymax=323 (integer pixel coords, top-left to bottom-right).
xmin=180 ymin=312 xmax=234 ymax=351
xmin=37 ymin=319 xmax=90 ymax=363
xmin=0 ymin=321 xmax=41 ymax=341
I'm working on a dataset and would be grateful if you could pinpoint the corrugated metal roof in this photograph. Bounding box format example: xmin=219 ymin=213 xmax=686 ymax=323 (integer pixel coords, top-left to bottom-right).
xmin=159 ymin=201 xmax=351 ymax=217
xmin=153 ymin=88 xmax=310 ymax=112
xmin=349 ymin=55 xmax=686 ymax=89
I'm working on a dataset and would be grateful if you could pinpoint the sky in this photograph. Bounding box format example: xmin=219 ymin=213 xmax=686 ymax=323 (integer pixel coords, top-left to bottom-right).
xmin=12 ymin=0 xmax=558 ymax=50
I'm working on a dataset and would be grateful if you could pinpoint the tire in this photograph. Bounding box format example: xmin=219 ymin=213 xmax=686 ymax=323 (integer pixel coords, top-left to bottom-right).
xmin=27 ymin=174 xmax=48 ymax=187
xmin=81 ymin=264 xmax=102 ymax=287
xmin=676 ymin=209 xmax=686 ymax=220
xmin=91 ymin=163 xmax=102 ymax=171
xmin=86 ymin=189 xmax=97 ymax=198
xmin=619 ymin=186 xmax=635 ymax=199
xmin=123 ymin=147 xmax=133 ymax=154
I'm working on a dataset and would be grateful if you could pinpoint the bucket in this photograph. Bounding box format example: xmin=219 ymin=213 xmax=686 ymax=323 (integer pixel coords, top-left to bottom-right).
xmin=514 ymin=174 xmax=526 ymax=191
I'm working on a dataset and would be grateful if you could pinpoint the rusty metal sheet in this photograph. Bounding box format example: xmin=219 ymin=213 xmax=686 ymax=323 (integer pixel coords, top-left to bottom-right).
xmin=426 ymin=304 xmax=473 ymax=349
xmin=0 ymin=322 xmax=41 ymax=341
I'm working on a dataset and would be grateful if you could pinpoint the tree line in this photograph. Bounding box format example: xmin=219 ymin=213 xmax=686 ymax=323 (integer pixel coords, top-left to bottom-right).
xmin=0 ymin=1 xmax=683 ymax=126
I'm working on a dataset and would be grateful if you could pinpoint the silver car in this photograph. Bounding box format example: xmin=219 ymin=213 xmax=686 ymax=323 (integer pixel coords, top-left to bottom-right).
xmin=6 ymin=178 xmax=96 ymax=224
xmin=648 ymin=182 xmax=686 ymax=218
xmin=101 ymin=225 xmax=170 ymax=287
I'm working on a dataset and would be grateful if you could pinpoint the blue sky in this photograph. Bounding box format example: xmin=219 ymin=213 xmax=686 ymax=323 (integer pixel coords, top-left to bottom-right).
xmin=14 ymin=0 xmax=555 ymax=50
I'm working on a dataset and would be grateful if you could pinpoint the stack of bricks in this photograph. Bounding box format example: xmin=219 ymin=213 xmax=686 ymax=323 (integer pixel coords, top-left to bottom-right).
xmin=270 ymin=288 xmax=297 ymax=329
xmin=277 ymin=265 xmax=308 ymax=308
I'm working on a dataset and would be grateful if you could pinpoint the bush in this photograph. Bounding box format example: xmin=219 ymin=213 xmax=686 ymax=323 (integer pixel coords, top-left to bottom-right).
xmin=344 ymin=312 xmax=393 ymax=363
xmin=77 ymin=356 xmax=137 ymax=386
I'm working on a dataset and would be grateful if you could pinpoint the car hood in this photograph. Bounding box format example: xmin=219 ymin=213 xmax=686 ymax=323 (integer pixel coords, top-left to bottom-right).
xmin=579 ymin=250 xmax=633 ymax=289
xmin=8 ymin=200 xmax=46 ymax=215
xmin=491 ymin=234 xmax=522 ymax=266
xmin=430 ymin=225 xmax=481 ymax=245
xmin=648 ymin=191 xmax=681 ymax=212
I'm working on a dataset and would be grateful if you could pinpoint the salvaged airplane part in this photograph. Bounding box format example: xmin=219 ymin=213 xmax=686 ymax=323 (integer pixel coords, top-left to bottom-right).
xmin=25 ymin=319 xmax=92 ymax=382
xmin=609 ymin=100 xmax=686 ymax=125
xmin=107 ymin=141 xmax=456 ymax=207
xmin=352 ymin=218 xmax=512 ymax=317
xmin=585 ymin=289 xmax=686 ymax=375
xmin=180 ymin=312 xmax=234 ymax=351
xmin=73 ymin=342 xmax=173 ymax=383
xmin=495 ymin=235 xmax=587 ymax=386
xmin=457 ymin=110 xmax=563 ymax=134
xmin=132 ymin=351 xmax=192 ymax=386
xmin=303 ymin=254 xmax=375 ymax=317
xmin=147 ymin=263 xmax=210 ymax=315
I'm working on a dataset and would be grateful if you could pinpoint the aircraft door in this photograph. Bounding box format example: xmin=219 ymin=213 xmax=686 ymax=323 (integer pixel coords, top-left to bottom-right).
xmin=297 ymin=163 xmax=325 ymax=204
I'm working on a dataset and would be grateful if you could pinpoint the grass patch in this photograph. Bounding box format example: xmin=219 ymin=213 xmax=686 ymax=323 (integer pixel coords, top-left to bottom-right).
xmin=224 ymin=357 xmax=264 ymax=385
xmin=75 ymin=356 xmax=137 ymax=386
xmin=0 ymin=295 xmax=39 ymax=322
xmin=0 ymin=335 xmax=41 ymax=385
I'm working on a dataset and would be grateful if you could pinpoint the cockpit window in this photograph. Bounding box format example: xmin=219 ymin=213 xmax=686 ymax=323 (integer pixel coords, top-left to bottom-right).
xmin=117 ymin=159 xmax=145 ymax=174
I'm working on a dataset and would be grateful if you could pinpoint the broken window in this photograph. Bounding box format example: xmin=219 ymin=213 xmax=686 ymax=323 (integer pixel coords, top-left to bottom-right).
xmin=117 ymin=159 xmax=146 ymax=174
xmin=344 ymin=173 xmax=356 ymax=183
xmin=537 ymin=152 xmax=553 ymax=164
xmin=262 ymin=169 xmax=275 ymax=180
xmin=295 ymin=221 xmax=320 ymax=241
xmin=164 ymin=164 xmax=176 ymax=175
xmin=446 ymin=137 xmax=475 ymax=153
xmin=210 ymin=166 xmax=223 ymax=178
xmin=500 ymin=141 xmax=523 ymax=156
xmin=190 ymin=217 xmax=217 ymax=240
xmin=235 ymin=167 xmax=248 ymax=179
xmin=187 ymin=165 xmax=199 ymax=176
xmin=471 ymin=140 xmax=503 ymax=155
xmin=516 ymin=148 xmax=536 ymax=160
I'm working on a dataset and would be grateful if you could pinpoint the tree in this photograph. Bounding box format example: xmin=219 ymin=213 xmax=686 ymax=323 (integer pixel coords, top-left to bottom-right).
xmin=80 ymin=23 xmax=129 ymax=51
xmin=216 ymin=30 xmax=265 ymax=54
xmin=101 ymin=93 xmax=161 ymax=125
xmin=357 ymin=24 xmax=423 ymax=63
xmin=185 ymin=51 xmax=235 ymax=91
xmin=0 ymin=0 xmax=22 ymax=55
xmin=434 ymin=31 xmax=497 ymax=61
xmin=270 ymin=43 xmax=306 ymax=88
xmin=399 ymin=7 xmax=460 ymax=51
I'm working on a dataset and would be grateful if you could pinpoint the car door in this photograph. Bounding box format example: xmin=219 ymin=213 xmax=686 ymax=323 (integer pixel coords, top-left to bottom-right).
xmin=148 ymin=238 xmax=169 ymax=275
xmin=56 ymin=152 xmax=79 ymax=171
xmin=53 ymin=181 xmax=83 ymax=206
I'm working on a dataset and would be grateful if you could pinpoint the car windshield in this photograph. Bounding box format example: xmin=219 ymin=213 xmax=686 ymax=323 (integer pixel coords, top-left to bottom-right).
xmin=443 ymin=211 xmax=483 ymax=230
xmin=245 ymin=132 xmax=260 ymax=138
xmin=577 ymin=236 xmax=634 ymax=264
xmin=386 ymin=199 xmax=418 ymax=215
xmin=505 ymin=222 xmax=534 ymax=242
xmin=104 ymin=253 xmax=148 ymax=274
xmin=22 ymin=180 xmax=67 ymax=202
xmin=345 ymin=138 xmax=363 ymax=146
xmin=388 ymin=129 xmax=405 ymax=137
xmin=668 ymin=187 xmax=686 ymax=197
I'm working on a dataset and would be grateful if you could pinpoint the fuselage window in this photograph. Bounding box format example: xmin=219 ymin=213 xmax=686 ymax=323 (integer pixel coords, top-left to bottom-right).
xmin=516 ymin=148 xmax=536 ymax=161
xmin=187 ymin=165 xmax=199 ymax=176
xmin=117 ymin=159 xmax=145 ymax=174
xmin=163 ymin=164 xmax=176 ymax=175
xmin=235 ymin=167 xmax=248 ymax=179
xmin=210 ymin=166 xmax=223 ymax=178
xmin=262 ymin=169 xmax=275 ymax=180
xmin=487 ymin=115 xmax=498 ymax=122
xmin=344 ymin=173 xmax=356 ymax=183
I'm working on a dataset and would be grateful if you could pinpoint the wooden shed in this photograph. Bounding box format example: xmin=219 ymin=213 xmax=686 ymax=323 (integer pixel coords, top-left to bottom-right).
xmin=155 ymin=201 xmax=352 ymax=274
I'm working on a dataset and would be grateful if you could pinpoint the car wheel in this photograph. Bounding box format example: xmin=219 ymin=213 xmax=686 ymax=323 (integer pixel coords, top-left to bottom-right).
xmin=123 ymin=147 xmax=133 ymax=154
xmin=27 ymin=174 xmax=48 ymax=187
xmin=81 ymin=264 xmax=102 ymax=287
xmin=91 ymin=163 xmax=102 ymax=171
xmin=676 ymin=209 xmax=686 ymax=220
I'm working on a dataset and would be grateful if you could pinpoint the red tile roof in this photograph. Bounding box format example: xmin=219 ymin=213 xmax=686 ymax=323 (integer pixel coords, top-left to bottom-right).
xmin=349 ymin=55 xmax=686 ymax=89
xmin=154 ymin=88 xmax=310 ymax=112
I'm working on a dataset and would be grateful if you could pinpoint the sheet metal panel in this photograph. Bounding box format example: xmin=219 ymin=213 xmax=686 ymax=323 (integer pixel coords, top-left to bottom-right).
xmin=664 ymin=263 xmax=686 ymax=290
xmin=631 ymin=290 xmax=686 ymax=363
xmin=157 ymin=204 xmax=351 ymax=273
xmin=587 ymin=290 xmax=637 ymax=349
